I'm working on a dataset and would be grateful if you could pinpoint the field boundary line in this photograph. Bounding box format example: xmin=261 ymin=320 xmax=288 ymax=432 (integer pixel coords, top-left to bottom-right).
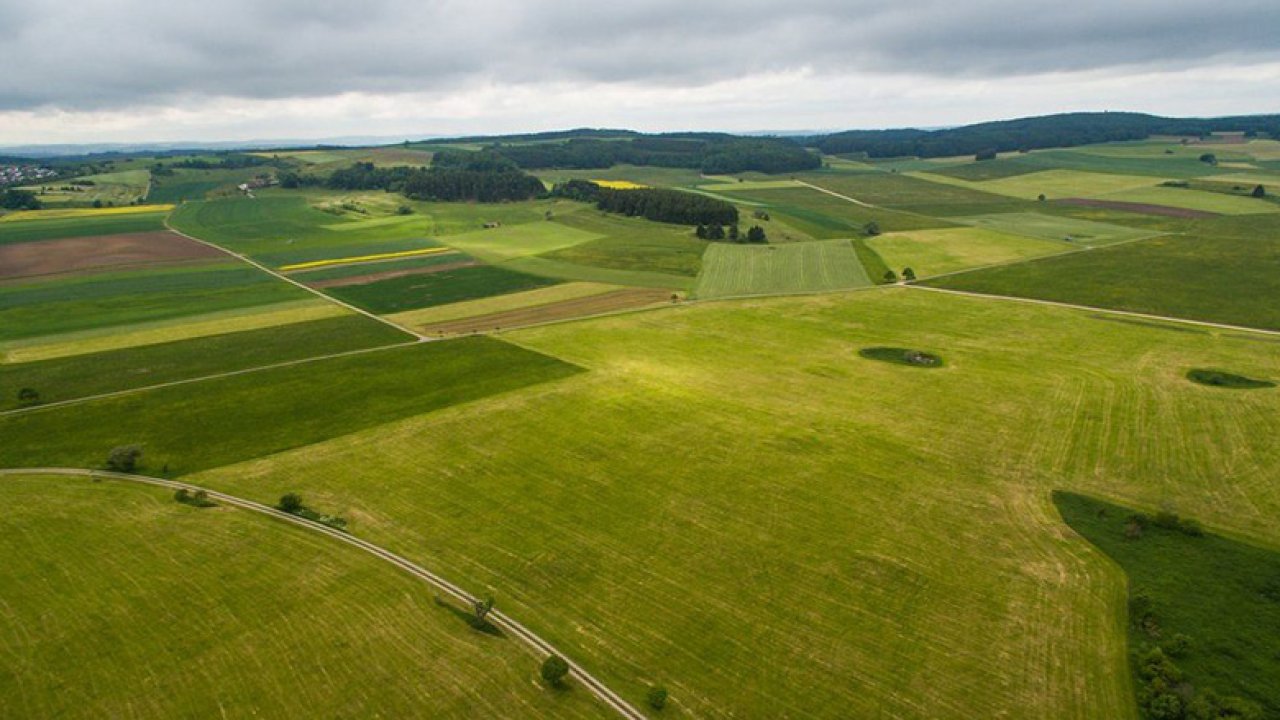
xmin=794 ymin=180 xmax=874 ymax=207
xmin=0 ymin=468 xmax=649 ymax=720
xmin=163 ymin=217 xmax=426 ymax=340
xmin=908 ymin=284 xmax=1280 ymax=337
xmin=0 ymin=341 xmax=419 ymax=418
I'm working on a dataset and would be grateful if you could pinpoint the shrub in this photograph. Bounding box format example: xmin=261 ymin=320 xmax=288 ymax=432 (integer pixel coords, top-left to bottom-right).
xmin=863 ymin=221 xmax=881 ymax=236
xmin=746 ymin=225 xmax=767 ymax=243
xmin=277 ymin=493 xmax=304 ymax=514
xmin=540 ymin=655 xmax=569 ymax=688
xmin=1165 ymin=633 xmax=1192 ymax=658
xmin=106 ymin=445 xmax=142 ymax=473
xmin=1252 ymin=184 xmax=1266 ymax=198
xmin=17 ymin=387 xmax=40 ymax=406
xmin=883 ymin=270 xmax=898 ymax=283
xmin=647 ymin=686 xmax=669 ymax=710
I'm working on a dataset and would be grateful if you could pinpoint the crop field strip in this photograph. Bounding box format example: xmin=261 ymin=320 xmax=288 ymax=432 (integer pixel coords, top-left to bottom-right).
xmin=694 ymin=239 xmax=871 ymax=299
xmin=0 ymin=230 xmax=226 ymax=281
xmin=387 ymin=282 xmax=627 ymax=330
xmin=414 ymin=288 xmax=673 ymax=337
xmin=186 ymin=288 xmax=1280 ymax=718
xmin=865 ymin=227 xmax=1069 ymax=279
xmin=0 ymin=473 xmax=610 ymax=719
xmin=0 ymin=210 xmax=169 ymax=245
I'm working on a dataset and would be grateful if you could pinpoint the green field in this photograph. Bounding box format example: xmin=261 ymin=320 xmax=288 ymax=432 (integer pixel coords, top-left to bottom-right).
xmin=949 ymin=212 xmax=1163 ymax=245
xmin=22 ymin=169 xmax=151 ymax=207
xmin=183 ymin=289 xmax=1279 ymax=718
xmin=541 ymin=212 xmax=707 ymax=278
xmin=0 ymin=337 xmax=579 ymax=475
xmin=0 ymin=474 xmax=604 ymax=719
xmin=326 ymin=264 xmax=561 ymax=313
xmin=439 ymin=218 xmax=602 ymax=262
xmin=693 ymin=239 xmax=870 ymax=298
xmin=0 ymin=263 xmax=314 ymax=343
xmin=913 ymin=169 xmax=1161 ymax=201
xmin=925 ymin=230 xmax=1280 ymax=330
xmin=0 ymin=211 xmax=168 ymax=245
xmin=0 ymin=314 xmax=410 ymax=410
xmin=715 ymin=186 xmax=955 ymax=237
xmin=866 ymin=227 xmax=1067 ymax=278
xmin=1057 ymin=493 xmax=1280 ymax=717
xmin=1097 ymin=186 xmax=1280 ymax=215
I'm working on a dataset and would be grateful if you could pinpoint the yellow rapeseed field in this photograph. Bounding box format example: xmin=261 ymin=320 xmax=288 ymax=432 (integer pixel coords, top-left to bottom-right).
xmin=280 ymin=247 xmax=451 ymax=272
xmin=591 ymin=179 xmax=647 ymax=189
xmin=0 ymin=205 xmax=175 ymax=222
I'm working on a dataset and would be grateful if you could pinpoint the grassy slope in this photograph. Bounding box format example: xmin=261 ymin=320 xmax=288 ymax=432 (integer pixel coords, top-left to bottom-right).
xmin=694 ymin=239 xmax=871 ymax=298
xmin=326 ymin=265 xmax=561 ymax=314
xmin=1056 ymin=492 xmax=1280 ymax=717
xmin=0 ymin=337 xmax=580 ymax=475
xmin=188 ymin=290 xmax=1279 ymax=718
xmin=0 ymin=314 xmax=411 ymax=410
xmin=925 ymin=229 xmax=1280 ymax=331
xmin=0 ymin=475 xmax=606 ymax=719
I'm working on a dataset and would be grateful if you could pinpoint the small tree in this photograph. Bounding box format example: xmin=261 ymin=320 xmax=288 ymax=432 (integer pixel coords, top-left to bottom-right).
xmin=1253 ymin=184 xmax=1266 ymax=198
xmin=1198 ymin=153 xmax=1217 ymax=165
xmin=473 ymin=596 xmax=494 ymax=624
xmin=746 ymin=225 xmax=767 ymax=243
xmin=863 ymin=221 xmax=881 ymax=237
xmin=706 ymin=225 xmax=726 ymax=241
xmin=277 ymin=493 xmax=304 ymax=514
xmin=1037 ymin=193 xmax=1047 ymax=202
xmin=728 ymin=224 xmax=740 ymax=242
xmin=17 ymin=387 xmax=40 ymax=406
xmin=647 ymin=686 xmax=669 ymax=710
xmin=883 ymin=270 xmax=898 ymax=283
xmin=695 ymin=224 xmax=708 ymax=239
xmin=540 ymin=655 xmax=569 ymax=688
xmin=902 ymin=267 xmax=917 ymax=281
xmin=106 ymin=445 xmax=142 ymax=473
xmin=174 ymin=488 xmax=191 ymax=503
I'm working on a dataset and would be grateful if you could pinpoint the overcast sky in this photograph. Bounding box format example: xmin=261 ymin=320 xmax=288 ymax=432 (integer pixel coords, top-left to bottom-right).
xmin=2 ymin=0 xmax=1278 ymax=145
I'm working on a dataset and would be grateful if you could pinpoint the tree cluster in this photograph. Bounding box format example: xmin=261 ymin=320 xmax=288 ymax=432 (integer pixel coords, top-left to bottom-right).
xmin=0 ymin=188 xmax=41 ymax=210
xmin=324 ymin=161 xmax=544 ymax=202
xmin=594 ymin=187 xmax=739 ymax=226
xmin=695 ymin=224 xmax=766 ymax=243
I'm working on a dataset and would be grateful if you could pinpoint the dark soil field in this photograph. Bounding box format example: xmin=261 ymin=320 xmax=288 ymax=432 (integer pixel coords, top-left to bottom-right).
xmin=0 ymin=231 xmax=225 ymax=280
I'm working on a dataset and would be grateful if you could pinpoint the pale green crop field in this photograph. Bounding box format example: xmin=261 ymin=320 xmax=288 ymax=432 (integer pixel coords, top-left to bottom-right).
xmin=693 ymin=239 xmax=871 ymax=298
xmin=0 ymin=474 xmax=606 ymax=719
xmin=1097 ymin=186 xmax=1280 ymax=215
xmin=950 ymin=212 xmax=1163 ymax=245
xmin=913 ymin=169 xmax=1160 ymax=200
xmin=866 ymin=227 xmax=1067 ymax=278
xmin=189 ymin=288 xmax=1280 ymax=718
xmin=440 ymin=220 xmax=604 ymax=262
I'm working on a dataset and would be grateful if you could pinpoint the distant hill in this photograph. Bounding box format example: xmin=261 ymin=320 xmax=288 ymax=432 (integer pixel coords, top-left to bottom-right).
xmin=806 ymin=111 xmax=1280 ymax=158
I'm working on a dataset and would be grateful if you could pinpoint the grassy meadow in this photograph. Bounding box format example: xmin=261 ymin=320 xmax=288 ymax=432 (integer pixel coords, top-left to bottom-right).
xmin=694 ymin=239 xmax=871 ymax=298
xmin=182 ymin=288 xmax=1279 ymax=718
xmin=0 ymin=474 xmax=605 ymax=719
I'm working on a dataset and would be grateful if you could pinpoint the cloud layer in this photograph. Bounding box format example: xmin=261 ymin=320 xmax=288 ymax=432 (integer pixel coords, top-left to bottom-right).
xmin=1 ymin=0 xmax=1278 ymax=142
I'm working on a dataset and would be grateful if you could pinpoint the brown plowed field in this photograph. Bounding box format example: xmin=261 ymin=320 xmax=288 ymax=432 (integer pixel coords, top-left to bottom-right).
xmin=0 ymin=231 xmax=225 ymax=280
xmin=306 ymin=260 xmax=482 ymax=289
xmin=419 ymin=288 xmax=674 ymax=336
xmin=1054 ymin=198 xmax=1219 ymax=219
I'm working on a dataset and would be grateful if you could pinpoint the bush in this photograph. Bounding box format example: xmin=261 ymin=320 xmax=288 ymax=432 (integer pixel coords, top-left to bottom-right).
xmin=17 ymin=387 xmax=40 ymax=406
xmin=863 ymin=221 xmax=881 ymax=236
xmin=540 ymin=655 xmax=569 ymax=688
xmin=883 ymin=270 xmax=898 ymax=283
xmin=746 ymin=225 xmax=767 ymax=243
xmin=106 ymin=445 xmax=142 ymax=473
xmin=647 ymin=686 xmax=669 ymax=710
xmin=277 ymin=493 xmax=304 ymax=514
xmin=1252 ymin=184 xmax=1266 ymax=198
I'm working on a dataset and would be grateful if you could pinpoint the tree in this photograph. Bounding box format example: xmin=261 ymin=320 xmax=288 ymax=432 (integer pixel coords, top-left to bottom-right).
xmin=174 ymin=488 xmax=191 ymax=503
xmin=706 ymin=224 xmax=726 ymax=241
xmin=17 ymin=387 xmax=39 ymax=406
xmin=863 ymin=221 xmax=881 ymax=236
xmin=695 ymin=224 xmax=708 ymax=239
xmin=473 ymin=596 xmax=494 ymax=624
xmin=728 ymin=224 xmax=739 ymax=242
xmin=1037 ymin=193 xmax=1047 ymax=202
xmin=106 ymin=445 xmax=142 ymax=473
xmin=277 ymin=493 xmax=304 ymax=514
xmin=540 ymin=655 xmax=569 ymax=688
xmin=883 ymin=270 xmax=898 ymax=283
xmin=1198 ymin=153 xmax=1217 ymax=165
xmin=647 ymin=686 xmax=669 ymax=710
xmin=902 ymin=267 xmax=917 ymax=281
xmin=746 ymin=225 xmax=767 ymax=243
xmin=1 ymin=188 xmax=42 ymax=210
xmin=1253 ymin=184 xmax=1266 ymax=198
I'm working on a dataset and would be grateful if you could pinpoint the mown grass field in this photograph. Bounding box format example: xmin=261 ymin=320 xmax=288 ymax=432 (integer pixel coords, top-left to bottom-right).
xmin=866 ymin=227 xmax=1067 ymax=278
xmin=714 ymin=186 xmax=954 ymax=236
xmin=0 ymin=474 xmax=605 ymax=719
xmin=542 ymin=212 xmax=707 ymax=278
xmin=912 ymin=168 xmax=1160 ymax=201
xmin=0 ymin=337 xmax=579 ymax=475
xmin=925 ymin=229 xmax=1280 ymax=331
xmin=386 ymin=282 xmax=624 ymax=330
xmin=694 ymin=239 xmax=871 ymax=298
xmin=1 ymin=300 xmax=347 ymax=363
xmin=1097 ymin=186 xmax=1280 ymax=215
xmin=0 ymin=314 xmax=410 ymax=410
xmin=438 ymin=219 xmax=602 ymax=262
xmin=184 ymin=288 xmax=1279 ymax=718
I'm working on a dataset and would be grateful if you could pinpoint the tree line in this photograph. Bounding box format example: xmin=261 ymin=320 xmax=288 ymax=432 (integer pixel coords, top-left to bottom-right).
xmin=486 ymin=136 xmax=820 ymax=174
xmin=552 ymin=180 xmax=739 ymax=225
xmin=808 ymin=112 xmax=1280 ymax=159
xmin=299 ymin=160 xmax=544 ymax=202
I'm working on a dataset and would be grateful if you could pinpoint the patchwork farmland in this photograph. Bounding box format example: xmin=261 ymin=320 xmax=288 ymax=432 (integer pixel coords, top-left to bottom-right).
xmin=3 ymin=118 xmax=1280 ymax=720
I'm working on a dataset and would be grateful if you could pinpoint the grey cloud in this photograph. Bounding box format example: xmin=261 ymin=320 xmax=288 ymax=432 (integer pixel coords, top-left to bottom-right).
xmin=1 ymin=0 xmax=1277 ymax=111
